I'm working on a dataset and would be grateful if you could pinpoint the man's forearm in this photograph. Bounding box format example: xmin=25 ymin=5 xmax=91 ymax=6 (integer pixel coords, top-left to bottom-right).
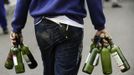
xmin=86 ymin=0 xmax=106 ymax=30
xmin=12 ymin=0 xmax=31 ymax=33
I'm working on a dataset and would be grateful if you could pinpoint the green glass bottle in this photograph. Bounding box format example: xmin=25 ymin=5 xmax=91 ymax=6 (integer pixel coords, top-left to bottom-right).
xmin=101 ymin=47 xmax=112 ymax=74
xmin=90 ymin=43 xmax=96 ymax=52
xmin=11 ymin=46 xmax=25 ymax=73
xmin=4 ymin=50 xmax=14 ymax=69
xmin=111 ymin=45 xmax=130 ymax=72
xmin=90 ymin=43 xmax=99 ymax=66
xmin=82 ymin=47 xmax=100 ymax=74
xmin=20 ymin=44 xmax=38 ymax=69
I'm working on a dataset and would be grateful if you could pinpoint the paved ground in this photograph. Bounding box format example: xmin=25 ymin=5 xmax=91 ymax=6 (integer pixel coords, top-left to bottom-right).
xmin=0 ymin=0 xmax=134 ymax=75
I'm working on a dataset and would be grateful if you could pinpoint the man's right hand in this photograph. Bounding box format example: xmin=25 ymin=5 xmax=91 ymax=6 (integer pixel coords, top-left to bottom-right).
xmin=10 ymin=32 xmax=23 ymax=46
xmin=94 ymin=28 xmax=112 ymax=46
xmin=95 ymin=29 xmax=109 ymax=37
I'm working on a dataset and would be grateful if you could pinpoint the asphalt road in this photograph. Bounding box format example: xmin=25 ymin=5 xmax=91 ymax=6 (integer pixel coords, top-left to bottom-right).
xmin=0 ymin=0 xmax=134 ymax=75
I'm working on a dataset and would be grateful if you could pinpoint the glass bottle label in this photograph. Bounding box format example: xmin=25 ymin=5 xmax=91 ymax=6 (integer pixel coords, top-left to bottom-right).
xmin=112 ymin=52 xmax=125 ymax=69
xmin=23 ymin=55 xmax=32 ymax=65
xmin=85 ymin=53 xmax=91 ymax=63
xmin=13 ymin=55 xmax=18 ymax=66
xmin=93 ymin=53 xmax=99 ymax=66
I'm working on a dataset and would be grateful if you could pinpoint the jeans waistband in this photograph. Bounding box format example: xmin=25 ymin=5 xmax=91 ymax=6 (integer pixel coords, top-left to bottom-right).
xmin=34 ymin=16 xmax=83 ymax=30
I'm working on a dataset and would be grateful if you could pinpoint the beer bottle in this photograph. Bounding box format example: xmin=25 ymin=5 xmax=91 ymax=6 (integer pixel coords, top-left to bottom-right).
xmin=82 ymin=36 xmax=101 ymax=74
xmin=20 ymin=44 xmax=38 ymax=69
xmin=4 ymin=50 xmax=14 ymax=69
xmin=11 ymin=46 xmax=25 ymax=73
xmin=90 ymin=43 xmax=99 ymax=66
xmin=111 ymin=45 xmax=130 ymax=72
xmin=101 ymin=47 xmax=112 ymax=74
xmin=82 ymin=47 xmax=100 ymax=74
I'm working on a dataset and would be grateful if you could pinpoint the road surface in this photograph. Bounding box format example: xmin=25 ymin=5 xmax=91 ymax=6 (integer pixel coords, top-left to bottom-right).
xmin=0 ymin=0 xmax=134 ymax=75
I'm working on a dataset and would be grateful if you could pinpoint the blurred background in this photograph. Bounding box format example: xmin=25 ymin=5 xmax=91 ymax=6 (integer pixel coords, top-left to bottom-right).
xmin=0 ymin=0 xmax=134 ymax=75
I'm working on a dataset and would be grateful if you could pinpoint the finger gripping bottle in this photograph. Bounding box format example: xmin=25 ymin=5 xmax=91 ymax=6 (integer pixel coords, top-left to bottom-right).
xmin=101 ymin=47 xmax=112 ymax=74
xmin=4 ymin=50 xmax=14 ymax=69
xmin=111 ymin=45 xmax=130 ymax=72
xmin=21 ymin=44 xmax=38 ymax=69
xmin=11 ymin=46 xmax=25 ymax=73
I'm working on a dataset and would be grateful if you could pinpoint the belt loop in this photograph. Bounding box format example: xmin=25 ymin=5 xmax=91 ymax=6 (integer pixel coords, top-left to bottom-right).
xmin=35 ymin=16 xmax=45 ymax=25
xmin=59 ymin=23 xmax=69 ymax=39
xmin=66 ymin=25 xmax=69 ymax=31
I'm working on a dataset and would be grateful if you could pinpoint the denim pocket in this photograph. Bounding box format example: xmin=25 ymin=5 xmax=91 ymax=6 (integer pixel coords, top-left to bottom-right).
xmin=34 ymin=19 xmax=67 ymax=49
xmin=66 ymin=26 xmax=83 ymax=42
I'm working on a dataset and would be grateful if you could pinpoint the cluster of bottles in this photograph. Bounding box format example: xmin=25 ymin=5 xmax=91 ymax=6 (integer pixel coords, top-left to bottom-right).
xmin=4 ymin=43 xmax=38 ymax=74
xmin=82 ymin=36 xmax=130 ymax=75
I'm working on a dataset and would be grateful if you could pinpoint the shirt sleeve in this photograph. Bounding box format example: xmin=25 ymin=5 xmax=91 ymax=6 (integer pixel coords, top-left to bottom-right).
xmin=11 ymin=0 xmax=31 ymax=33
xmin=86 ymin=0 xmax=106 ymax=31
